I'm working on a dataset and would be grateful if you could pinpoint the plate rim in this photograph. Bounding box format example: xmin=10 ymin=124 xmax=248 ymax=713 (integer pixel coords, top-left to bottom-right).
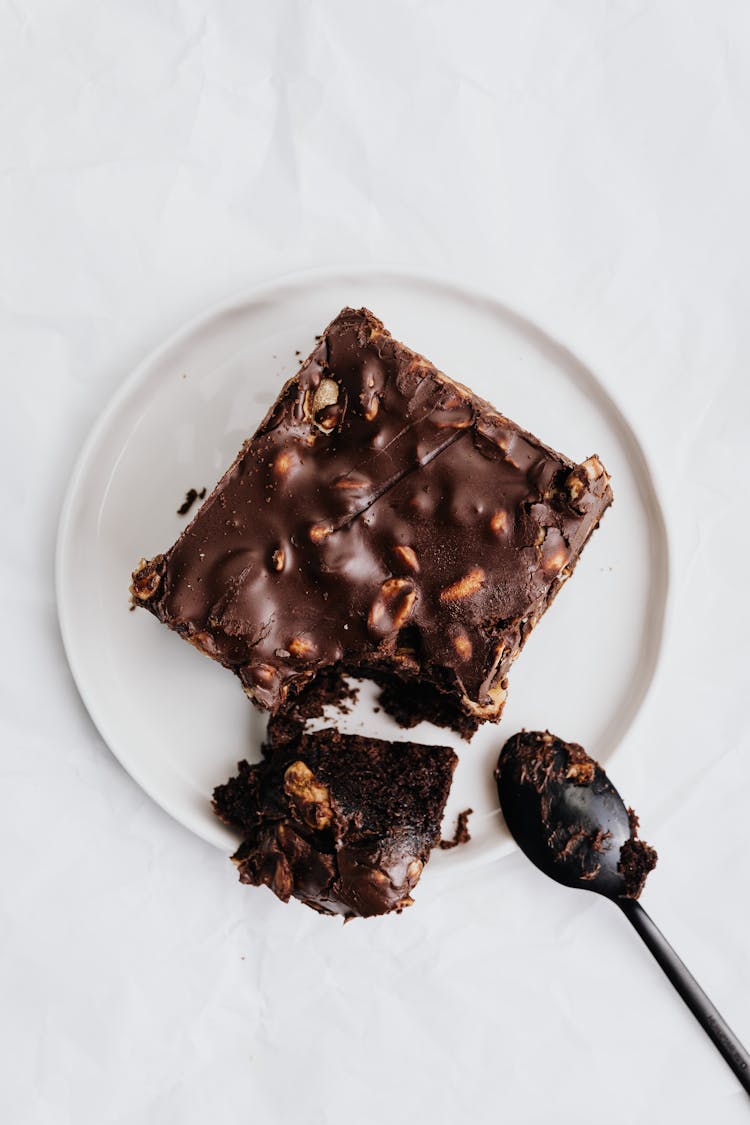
xmin=55 ymin=262 xmax=672 ymax=858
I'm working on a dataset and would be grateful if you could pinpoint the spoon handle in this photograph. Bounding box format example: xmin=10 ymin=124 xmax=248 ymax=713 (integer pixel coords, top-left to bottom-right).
xmin=618 ymin=898 xmax=750 ymax=1092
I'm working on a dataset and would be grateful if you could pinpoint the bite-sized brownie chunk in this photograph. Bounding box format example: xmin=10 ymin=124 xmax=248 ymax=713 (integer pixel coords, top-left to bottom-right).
xmin=132 ymin=307 xmax=612 ymax=733
xmin=213 ymin=730 xmax=457 ymax=918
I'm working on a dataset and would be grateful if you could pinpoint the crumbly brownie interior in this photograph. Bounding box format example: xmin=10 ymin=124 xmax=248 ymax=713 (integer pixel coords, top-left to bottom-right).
xmin=619 ymin=808 xmax=658 ymax=898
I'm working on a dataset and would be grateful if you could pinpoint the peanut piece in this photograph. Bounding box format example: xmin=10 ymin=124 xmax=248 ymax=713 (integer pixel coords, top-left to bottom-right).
xmin=452 ymin=631 xmax=473 ymax=660
xmin=288 ymin=636 xmax=315 ymax=659
xmin=490 ymin=510 xmax=508 ymax=535
xmin=131 ymin=559 xmax=161 ymax=601
xmin=283 ymin=761 xmax=334 ymax=830
xmin=367 ymin=578 xmax=417 ymax=637
xmin=439 ymin=567 xmax=485 ymax=602
xmin=391 ymin=544 xmax=420 ymax=573
xmin=309 ymin=522 xmax=333 ymax=544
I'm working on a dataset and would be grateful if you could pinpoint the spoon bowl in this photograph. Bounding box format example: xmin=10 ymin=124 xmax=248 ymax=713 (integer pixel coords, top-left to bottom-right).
xmin=495 ymin=730 xmax=639 ymax=898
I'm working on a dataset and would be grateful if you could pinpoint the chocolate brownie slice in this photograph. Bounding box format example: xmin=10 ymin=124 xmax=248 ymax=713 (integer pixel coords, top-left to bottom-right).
xmin=132 ymin=307 xmax=612 ymax=733
xmin=213 ymin=730 xmax=457 ymax=918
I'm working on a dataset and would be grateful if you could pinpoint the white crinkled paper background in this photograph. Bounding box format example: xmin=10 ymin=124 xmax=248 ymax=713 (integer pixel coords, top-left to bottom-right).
xmin=2 ymin=2 xmax=750 ymax=1122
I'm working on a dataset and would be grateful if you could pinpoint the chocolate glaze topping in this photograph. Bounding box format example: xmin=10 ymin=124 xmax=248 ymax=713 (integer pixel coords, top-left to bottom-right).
xmin=132 ymin=308 xmax=612 ymax=726
xmin=213 ymin=729 xmax=457 ymax=918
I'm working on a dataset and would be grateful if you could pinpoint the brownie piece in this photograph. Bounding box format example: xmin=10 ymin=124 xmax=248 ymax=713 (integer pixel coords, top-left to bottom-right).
xmin=497 ymin=731 xmax=657 ymax=898
xmin=212 ymin=730 xmax=457 ymax=918
xmin=439 ymin=808 xmax=473 ymax=850
xmin=132 ymin=307 xmax=612 ymax=732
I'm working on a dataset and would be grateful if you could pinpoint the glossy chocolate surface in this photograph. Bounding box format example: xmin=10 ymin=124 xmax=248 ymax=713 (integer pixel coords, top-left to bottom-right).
xmin=132 ymin=308 xmax=612 ymax=722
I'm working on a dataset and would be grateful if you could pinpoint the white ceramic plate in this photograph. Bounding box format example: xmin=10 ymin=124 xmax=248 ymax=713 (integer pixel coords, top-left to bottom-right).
xmin=56 ymin=267 xmax=669 ymax=877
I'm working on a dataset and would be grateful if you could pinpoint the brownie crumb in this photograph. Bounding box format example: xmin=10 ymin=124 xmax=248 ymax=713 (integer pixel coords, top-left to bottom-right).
xmin=375 ymin=677 xmax=480 ymax=740
xmin=177 ymin=487 xmax=206 ymax=516
xmin=288 ymin=667 xmax=359 ymax=721
xmin=618 ymin=807 xmax=658 ymax=898
xmin=439 ymin=808 xmax=473 ymax=849
xmin=265 ymin=668 xmax=359 ymax=752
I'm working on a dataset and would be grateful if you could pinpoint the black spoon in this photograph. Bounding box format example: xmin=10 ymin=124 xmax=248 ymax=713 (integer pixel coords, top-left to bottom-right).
xmin=495 ymin=730 xmax=750 ymax=1094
